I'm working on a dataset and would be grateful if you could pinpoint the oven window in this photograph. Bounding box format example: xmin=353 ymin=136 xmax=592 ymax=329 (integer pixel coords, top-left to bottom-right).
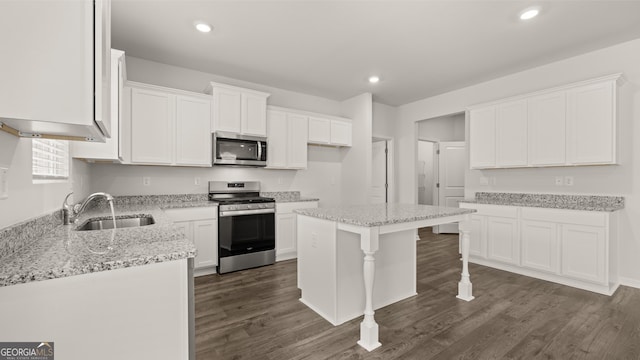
xmin=217 ymin=138 xmax=259 ymax=161
xmin=219 ymin=213 xmax=275 ymax=255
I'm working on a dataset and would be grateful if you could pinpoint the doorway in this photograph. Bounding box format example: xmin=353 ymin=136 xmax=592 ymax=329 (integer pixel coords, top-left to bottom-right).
xmin=416 ymin=112 xmax=466 ymax=234
xmin=371 ymin=138 xmax=394 ymax=204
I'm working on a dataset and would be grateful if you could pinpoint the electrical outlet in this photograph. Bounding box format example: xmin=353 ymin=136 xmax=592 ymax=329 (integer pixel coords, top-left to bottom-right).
xmin=311 ymin=233 xmax=318 ymax=248
xmin=0 ymin=167 xmax=8 ymax=200
xmin=142 ymin=177 xmax=151 ymax=186
xmin=194 ymin=177 xmax=201 ymax=186
xmin=564 ymin=176 xmax=574 ymax=186
xmin=555 ymin=176 xmax=563 ymax=186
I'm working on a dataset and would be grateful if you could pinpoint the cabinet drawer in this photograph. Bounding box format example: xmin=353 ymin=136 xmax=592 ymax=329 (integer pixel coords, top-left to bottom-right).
xmin=164 ymin=207 xmax=217 ymax=221
xmin=521 ymin=207 xmax=606 ymax=227
xmin=276 ymin=201 xmax=319 ymax=214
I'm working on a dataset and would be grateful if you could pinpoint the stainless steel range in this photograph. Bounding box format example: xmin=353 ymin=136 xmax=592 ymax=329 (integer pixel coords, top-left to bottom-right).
xmin=208 ymin=181 xmax=275 ymax=274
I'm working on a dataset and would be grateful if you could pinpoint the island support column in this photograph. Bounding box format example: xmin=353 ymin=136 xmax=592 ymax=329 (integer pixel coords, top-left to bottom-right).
xmin=457 ymin=214 xmax=475 ymax=301
xmin=357 ymin=227 xmax=382 ymax=352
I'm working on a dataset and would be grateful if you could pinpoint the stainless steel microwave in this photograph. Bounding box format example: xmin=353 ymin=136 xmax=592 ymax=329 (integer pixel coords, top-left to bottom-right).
xmin=212 ymin=132 xmax=267 ymax=167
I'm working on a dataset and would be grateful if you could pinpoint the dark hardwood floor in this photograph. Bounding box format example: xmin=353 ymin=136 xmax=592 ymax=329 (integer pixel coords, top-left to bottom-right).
xmin=194 ymin=228 xmax=640 ymax=359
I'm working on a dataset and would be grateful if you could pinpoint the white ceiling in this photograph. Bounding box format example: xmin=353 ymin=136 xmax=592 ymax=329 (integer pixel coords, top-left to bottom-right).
xmin=111 ymin=1 xmax=640 ymax=106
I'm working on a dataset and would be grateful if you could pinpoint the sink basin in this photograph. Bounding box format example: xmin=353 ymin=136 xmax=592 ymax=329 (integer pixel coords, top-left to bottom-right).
xmin=76 ymin=215 xmax=155 ymax=231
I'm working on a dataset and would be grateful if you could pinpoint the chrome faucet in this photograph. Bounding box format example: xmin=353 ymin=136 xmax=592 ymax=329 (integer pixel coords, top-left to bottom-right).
xmin=62 ymin=192 xmax=115 ymax=225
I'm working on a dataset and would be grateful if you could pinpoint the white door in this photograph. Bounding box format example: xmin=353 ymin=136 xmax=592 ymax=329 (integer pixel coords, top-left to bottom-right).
xmin=130 ymin=87 xmax=174 ymax=164
xmin=437 ymin=141 xmax=466 ymax=233
xmin=371 ymin=140 xmax=388 ymax=204
xmin=288 ymin=113 xmax=309 ymax=169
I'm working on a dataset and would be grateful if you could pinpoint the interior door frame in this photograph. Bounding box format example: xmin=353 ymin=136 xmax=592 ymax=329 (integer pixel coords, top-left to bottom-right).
xmin=372 ymin=136 xmax=395 ymax=204
xmin=418 ymin=137 xmax=441 ymax=232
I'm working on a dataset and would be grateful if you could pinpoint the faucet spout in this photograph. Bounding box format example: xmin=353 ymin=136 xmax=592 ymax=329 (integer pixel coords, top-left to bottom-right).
xmin=63 ymin=192 xmax=114 ymax=225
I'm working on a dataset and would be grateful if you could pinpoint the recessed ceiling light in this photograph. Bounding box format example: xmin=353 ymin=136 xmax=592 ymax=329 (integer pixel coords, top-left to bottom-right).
xmin=519 ymin=7 xmax=540 ymax=20
xmin=368 ymin=76 xmax=380 ymax=84
xmin=194 ymin=21 xmax=212 ymax=33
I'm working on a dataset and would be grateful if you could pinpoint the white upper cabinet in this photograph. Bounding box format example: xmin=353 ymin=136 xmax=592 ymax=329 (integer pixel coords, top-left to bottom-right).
xmin=567 ymin=81 xmax=616 ymax=165
xmin=288 ymin=113 xmax=309 ymax=168
xmin=72 ymin=49 xmax=126 ymax=161
xmin=266 ymin=108 xmax=309 ymax=169
xmin=206 ymin=82 xmax=270 ymax=137
xmin=125 ymin=82 xmax=211 ymax=167
xmin=468 ymin=74 xmax=622 ymax=169
xmin=242 ymin=93 xmax=268 ymax=136
xmin=330 ymin=120 xmax=352 ymax=147
xmin=176 ymin=95 xmax=212 ymax=166
xmin=308 ymin=117 xmax=352 ymax=147
xmin=213 ymin=87 xmax=242 ymax=133
xmin=308 ymin=117 xmax=331 ymax=144
xmin=469 ymin=107 xmax=496 ymax=168
xmin=130 ymin=87 xmax=174 ymax=165
xmin=0 ymin=0 xmax=111 ymax=141
xmin=495 ymin=100 xmax=528 ymax=167
xmin=528 ymin=91 xmax=567 ymax=166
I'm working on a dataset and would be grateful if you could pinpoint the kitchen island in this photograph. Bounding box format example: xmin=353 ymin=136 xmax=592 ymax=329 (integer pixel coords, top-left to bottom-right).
xmin=295 ymin=203 xmax=476 ymax=351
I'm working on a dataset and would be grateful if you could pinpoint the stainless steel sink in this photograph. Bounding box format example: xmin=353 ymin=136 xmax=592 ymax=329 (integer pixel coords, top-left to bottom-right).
xmin=76 ymin=215 xmax=155 ymax=231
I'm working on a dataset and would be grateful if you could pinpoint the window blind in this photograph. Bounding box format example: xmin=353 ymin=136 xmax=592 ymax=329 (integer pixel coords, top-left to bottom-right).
xmin=32 ymin=139 xmax=69 ymax=180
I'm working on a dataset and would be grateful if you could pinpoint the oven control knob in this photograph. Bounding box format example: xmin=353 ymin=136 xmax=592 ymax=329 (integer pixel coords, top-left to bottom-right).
xmin=228 ymin=205 xmax=237 ymax=210
xmin=259 ymin=204 xmax=266 ymax=209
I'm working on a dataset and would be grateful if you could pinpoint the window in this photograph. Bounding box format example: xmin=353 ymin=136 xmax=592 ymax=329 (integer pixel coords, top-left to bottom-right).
xmin=32 ymin=139 xmax=69 ymax=180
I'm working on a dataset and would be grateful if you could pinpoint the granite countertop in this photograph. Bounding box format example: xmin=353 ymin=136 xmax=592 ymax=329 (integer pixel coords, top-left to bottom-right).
xmin=0 ymin=198 xmax=217 ymax=288
xmin=295 ymin=203 xmax=475 ymax=227
xmin=261 ymin=191 xmax=320 ymax=203
xmin=460 ymin=192 xmax=624 ymax=212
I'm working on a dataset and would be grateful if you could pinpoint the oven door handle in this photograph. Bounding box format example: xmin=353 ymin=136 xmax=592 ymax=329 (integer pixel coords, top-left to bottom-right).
xmin=219 ymin=208 xmax=275 ymax=217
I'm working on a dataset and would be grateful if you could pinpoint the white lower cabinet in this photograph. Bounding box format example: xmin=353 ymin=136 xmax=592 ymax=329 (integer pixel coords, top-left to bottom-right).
xmin=520 ymin=220 xmax=558 ymax=274
xmin=460 ymin=202 xmax=618 ymax=295
xmin=561 ymin=224 xmax=606 ymax=284
xmin=165 ymin=207 xmax=218 ymax=276
xmin=486 ymin=216 xmax=519 ymax=265
xmin=276 ymin=201 xmax=318 ymax=261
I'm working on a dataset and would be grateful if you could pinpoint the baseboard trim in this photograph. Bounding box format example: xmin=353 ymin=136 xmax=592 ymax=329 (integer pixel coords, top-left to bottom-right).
xmin=619 ymin=277 xmax=640 ymax=289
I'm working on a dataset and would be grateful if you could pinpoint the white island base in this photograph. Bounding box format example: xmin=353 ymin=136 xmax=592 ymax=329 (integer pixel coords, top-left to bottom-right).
xmin=296 ymin=206 xmax=474 ymax=352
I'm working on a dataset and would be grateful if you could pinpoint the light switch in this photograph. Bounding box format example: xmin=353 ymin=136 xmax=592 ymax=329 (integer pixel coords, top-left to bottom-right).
xmin=143 ymin=177 xmax=151 ymax=186
xmin=194 ymin=177 xmax=201 ymax=186
xmin=0 ymin=167 xmax=7 ymax=199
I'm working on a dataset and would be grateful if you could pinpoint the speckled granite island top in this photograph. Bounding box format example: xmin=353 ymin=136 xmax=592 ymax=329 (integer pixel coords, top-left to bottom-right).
xmin=295 ymin=204 xmax=475 ymax=227
xmin=0 ymin=197 xmax=217 ymax=287
xmin=460 ymin=192 xmax=624 ymax=212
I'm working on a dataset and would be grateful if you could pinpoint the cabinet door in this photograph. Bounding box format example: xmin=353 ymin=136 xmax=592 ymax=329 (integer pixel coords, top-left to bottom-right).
xmin=521 ymin=220 xmax=558 ymax=273
xmin=469 ymin=215 xmax=486 ymax=258
xmin=266 ymin=110 xmax=288 ymax=168
xmin=213 ymin=87 xmax=241 ymax=133
xmin=276 ymin=213 xmax=297 ymax=260
xmin=486 ymin=216 xmax=519 ymax=265
xmin=469 ymin=107 xmax=496 ymax=169
xmin=193 ymin=219 xmax=218 ymax=269
xmin=567 ymin=81 xmax=616 ymax=165
xmin=288 ymin=113 xmax=309 ymax=168
xmin=528 ymin=91 xmax=567 ymax=166
xmin=130 ymin=87 xmax=174 ymax=164
xmin=72 ymin=49 xmax=123 ymax=160
xmin=561 ymin=224 xmax=606 ymax=284
xmin=176 ymin=95 xmax=211 ymax=166
xmin=495 ymin=100 xmax=528 ymax=167
xmin=308 ymin=117 xmax=331 ymax=144
xmin=241 ymin=93 xmax=267 ymax=136
xmin=330 ymin=120 xmax=352 ymax=146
